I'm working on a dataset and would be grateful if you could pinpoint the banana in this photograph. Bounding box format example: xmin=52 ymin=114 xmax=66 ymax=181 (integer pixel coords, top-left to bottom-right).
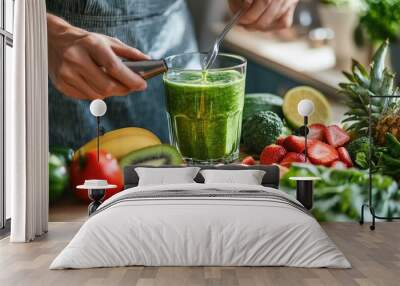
xmin=106 ymin=127 xmax=161 ymax=142
xmin=74 ymin=127 xmax=161 ymax=160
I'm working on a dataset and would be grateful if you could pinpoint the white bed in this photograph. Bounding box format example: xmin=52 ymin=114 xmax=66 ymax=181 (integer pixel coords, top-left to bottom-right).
xmin=50 ymin=180 xmax=350 ymax=269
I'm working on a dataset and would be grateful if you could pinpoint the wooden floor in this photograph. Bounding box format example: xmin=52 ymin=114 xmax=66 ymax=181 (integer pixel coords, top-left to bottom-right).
xmin=1 ymin=220 xmax=399 ymax=286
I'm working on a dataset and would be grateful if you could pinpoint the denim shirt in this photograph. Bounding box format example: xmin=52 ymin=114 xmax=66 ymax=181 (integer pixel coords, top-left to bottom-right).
xmin=47 ymin=0 xmax=197 ymax=149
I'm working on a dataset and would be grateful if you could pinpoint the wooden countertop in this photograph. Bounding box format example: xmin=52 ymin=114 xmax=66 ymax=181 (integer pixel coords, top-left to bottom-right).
xmin=217 ymin=25 xmax=346 ymax=97
xmin=214 ymin=25 xmax=349 ymax=123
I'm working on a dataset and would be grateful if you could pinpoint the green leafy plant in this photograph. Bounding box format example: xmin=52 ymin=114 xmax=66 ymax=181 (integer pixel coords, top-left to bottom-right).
xmin=281 ymin=164 xmax=400 ymax=221
xmin=340 ymin=41 xmax=400 ymax=144
xmin=359 ymin=0 xmax=400 ymax=43
xmin=376 ymin=133 xmax=400 ymax=180
xmin=346 ymin=136 xmax=375 ymax=169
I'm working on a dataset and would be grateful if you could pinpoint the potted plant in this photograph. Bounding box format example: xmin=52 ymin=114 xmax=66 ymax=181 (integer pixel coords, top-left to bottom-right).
xmin=358 ymin=0 xmax=400 ymax=83
xmin=318 ymin=0 xmax=367 ymax=69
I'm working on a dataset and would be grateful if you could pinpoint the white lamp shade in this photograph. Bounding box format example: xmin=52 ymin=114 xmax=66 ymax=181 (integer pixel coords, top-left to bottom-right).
xmin=90 ymin=99 xmax=107 ymax=117
xmin=297 ymin=99 xmax=315 ymax=117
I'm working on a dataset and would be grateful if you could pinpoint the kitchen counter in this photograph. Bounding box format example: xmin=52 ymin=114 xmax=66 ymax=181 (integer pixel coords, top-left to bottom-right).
xmin=217 ymin=25 xmax=345 ymax=97
xmin=214 ymin=25 xmax=348 ymax=124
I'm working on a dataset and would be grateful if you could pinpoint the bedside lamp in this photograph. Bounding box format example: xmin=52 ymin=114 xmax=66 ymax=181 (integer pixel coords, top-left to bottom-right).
xmin=289 ymin=99 xmax=319 ymax=210
xmin=78 ymin=99 xmax=117 ymax=215
xmin=89 ymin=99 xmax=107 ymax=162
xmin=297 ymin=99 xmax=315 ymax=162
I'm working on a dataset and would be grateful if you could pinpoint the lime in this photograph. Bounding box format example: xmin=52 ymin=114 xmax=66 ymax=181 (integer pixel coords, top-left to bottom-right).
xmin=283 ymin=86 xmax=331 ymax=129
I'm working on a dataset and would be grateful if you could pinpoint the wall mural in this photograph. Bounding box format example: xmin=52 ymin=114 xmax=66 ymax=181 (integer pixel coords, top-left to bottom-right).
xmin=49 ymin=41 xmax=400 ymax=222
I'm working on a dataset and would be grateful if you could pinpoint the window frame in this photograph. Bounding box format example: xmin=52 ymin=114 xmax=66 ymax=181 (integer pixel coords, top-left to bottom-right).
xmin=0 ymin=0 xmax=13 ymax=234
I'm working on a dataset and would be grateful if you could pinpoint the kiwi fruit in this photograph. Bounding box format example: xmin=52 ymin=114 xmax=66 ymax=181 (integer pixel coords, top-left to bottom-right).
xmin=119 ymin=144 xmax=184 ymax=168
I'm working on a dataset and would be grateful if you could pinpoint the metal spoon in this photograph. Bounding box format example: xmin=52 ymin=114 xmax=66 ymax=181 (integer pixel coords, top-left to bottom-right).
xmin=202 ymin=7 xmax=245 ymax=70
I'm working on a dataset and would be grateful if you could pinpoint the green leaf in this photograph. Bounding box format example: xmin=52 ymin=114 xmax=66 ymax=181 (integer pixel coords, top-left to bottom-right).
xmin=355 ymin=152 xmax=369 ymax=169
xmin=359 ymin=0 xmax=400 ymax=43
xmin=382 ymin=153 xmax=400 ymax=168
xmin=386 ymin=133 xmax=400 ymax=158
xmin=349 ymin=108 xmax=368 ymax=116
xmin=342 ymin=71 xmax=356 ymax=83
xmin=379 ymin=68 xmax=395 ymax=96
xmin=352 ymin=59 xmax=370 ymax=88
xmin=370 ymin=40 xmax=389 ymax=92
xmin=281 ymin=164 xmax=400 ymax=221
xmin=352 ymin=59 xmax=369 ymax=78
xmin=342 ymin=116 xmax=361 ymax=123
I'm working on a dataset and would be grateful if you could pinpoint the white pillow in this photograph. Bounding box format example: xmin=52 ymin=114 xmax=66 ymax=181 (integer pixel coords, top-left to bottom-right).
xmin=135 ymin=167 xmax=200 ymax=186
xmin=200 ymin=169 xmax=265 ymax=185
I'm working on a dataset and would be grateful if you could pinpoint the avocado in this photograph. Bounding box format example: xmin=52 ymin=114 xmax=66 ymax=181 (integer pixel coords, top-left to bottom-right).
xmin=242 ymin=111 xmax=284 ymax=154
xmin=119 ymin=144 xmax=184 ymax=168
xmin=243 ymin=93 xmax=283 ymax=122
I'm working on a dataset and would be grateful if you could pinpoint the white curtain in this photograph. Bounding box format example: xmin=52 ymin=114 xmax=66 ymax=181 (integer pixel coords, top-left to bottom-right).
xmin=8 ymin=0 xmax=49 ymax=242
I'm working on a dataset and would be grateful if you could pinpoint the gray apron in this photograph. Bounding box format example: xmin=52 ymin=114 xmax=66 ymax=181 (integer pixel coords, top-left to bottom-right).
xmin=46 ymin=0 xmax=197 ymax=149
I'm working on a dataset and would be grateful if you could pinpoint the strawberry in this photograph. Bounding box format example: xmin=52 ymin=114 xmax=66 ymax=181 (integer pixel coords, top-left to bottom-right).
xmin=283 ymin=135 xmax=317 ymax=153
xmin=330 ymin=161 xmax=347 ymax=169
xmin=324 ymin=125 xmax=350 ymax=147
xmin=337 ymin=147 xmax=353 ymax=167
xmin=308 ymin=124 xmax=327 ymax=141
xmin=276 ymin=136 xmax=286 ymax=146
xmin=307 ymin=141 xmax=339 ymax=166
xmin=260 ymin=144 xmax=287 ymax=165
xmin=242 ymin=156 xmax=256 ymax=166
xmin=280 ymin=152 xmax=307 ymax=168
xmin=283 ymin=135 xmax=306 ymax=153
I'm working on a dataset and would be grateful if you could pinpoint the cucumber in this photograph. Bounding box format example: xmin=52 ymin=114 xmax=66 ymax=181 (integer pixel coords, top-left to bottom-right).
xmin=243 ymin=93 xmax=283 ymax=122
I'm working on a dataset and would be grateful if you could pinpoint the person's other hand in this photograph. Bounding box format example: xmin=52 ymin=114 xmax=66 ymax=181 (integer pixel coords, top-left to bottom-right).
xmin=229 ymin=0 xmax=299 ymax=31
xmin=47 ymin=14 xmax=149 ymax=100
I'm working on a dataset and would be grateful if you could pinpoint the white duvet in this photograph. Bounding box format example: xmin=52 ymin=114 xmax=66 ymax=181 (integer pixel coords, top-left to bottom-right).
xmin=50 ymin=183 xmax=350 ymax=269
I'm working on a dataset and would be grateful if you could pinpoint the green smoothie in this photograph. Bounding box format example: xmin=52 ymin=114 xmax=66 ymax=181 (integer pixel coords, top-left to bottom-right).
xmin=164 ymin=70 xmax=245 ymax=162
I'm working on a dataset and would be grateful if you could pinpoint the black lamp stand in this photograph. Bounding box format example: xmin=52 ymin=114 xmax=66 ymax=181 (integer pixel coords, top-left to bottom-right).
xmin=88 ymin=189 xmax=106 ymax=215
xmin=304 ymin=116 xmax=309 ymax=162
xmin=297 ymin=116 xmax=309 ymax=161
xmin=86 ymin=116 xmax=107 ymax=216
xmin=289 ymin=116 xmax=316 ymax=210
xmin=296 ymin=180 xmax=314 ymax=210
xmin=96 ymin=116 xmax=100 ymax=162
xmin=359 ymin=94 xmax=400 ymax=230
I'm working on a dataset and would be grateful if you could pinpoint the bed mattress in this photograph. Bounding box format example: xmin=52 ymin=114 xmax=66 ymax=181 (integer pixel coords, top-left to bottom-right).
xmin=50 ymin=183 xmax=350 ymax=269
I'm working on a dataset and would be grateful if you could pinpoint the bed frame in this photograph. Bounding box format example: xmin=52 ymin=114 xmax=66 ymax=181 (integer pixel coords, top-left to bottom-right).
xmin=123 ymin=165 xmax=280 ymax=189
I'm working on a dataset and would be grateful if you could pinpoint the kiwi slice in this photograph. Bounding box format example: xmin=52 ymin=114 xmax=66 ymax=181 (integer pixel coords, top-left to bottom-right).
xmin=119 ymin=144 xmax=184 ymax=168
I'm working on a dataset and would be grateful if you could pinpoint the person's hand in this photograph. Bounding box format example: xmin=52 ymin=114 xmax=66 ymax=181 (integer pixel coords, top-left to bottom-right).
xmin=229 ymin=0 xmax=299 ymax=31
xmin=47 ymin=14 xmax=149 ymax=100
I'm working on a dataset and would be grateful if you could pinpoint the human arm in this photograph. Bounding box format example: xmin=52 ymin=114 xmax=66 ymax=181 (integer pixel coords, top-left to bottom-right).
xmin=47 ymin=14 xmax=149 ymax=100
xmin=229 ymin=0 xmax=299 ymax=31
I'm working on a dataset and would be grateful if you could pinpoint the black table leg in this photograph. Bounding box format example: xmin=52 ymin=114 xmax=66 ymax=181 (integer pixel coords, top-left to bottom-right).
xmin=88 ymin=189 xmax=105 ymax=215
xmin=296 ymin=180 xmax=313 ymax=210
